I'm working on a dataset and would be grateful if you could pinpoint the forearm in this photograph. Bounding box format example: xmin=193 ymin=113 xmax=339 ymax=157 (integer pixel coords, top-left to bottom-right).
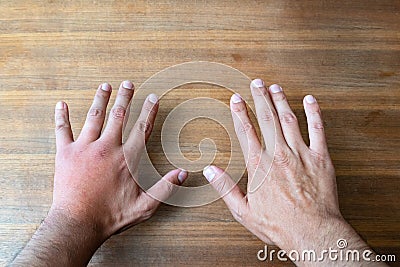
xmin=12 ymin=208 xmax=106 ymax=267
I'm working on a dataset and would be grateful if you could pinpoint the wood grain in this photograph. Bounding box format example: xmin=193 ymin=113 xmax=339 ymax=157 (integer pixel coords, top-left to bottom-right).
xmin=0 ymin=0 xmax=399 ymax=266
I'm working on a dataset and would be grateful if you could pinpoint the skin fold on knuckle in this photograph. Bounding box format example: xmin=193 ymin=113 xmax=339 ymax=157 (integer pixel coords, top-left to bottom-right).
xmin=272 ymin=92 xmax=286 ymax=102
xmin=55 ymin=115 xmax=69 ymax=132
xmin=308 ymin=149 xmax=333 ymax=168
xmin=253 ymin=87 xmax=268 ymax=96
xmin=213 ymin=177 xmax=229 ymax=196
xmin=55 ymin=122 xmax=70 ymax=132
xmin=279 ymin=112 xmax=297 ymax=125
xmin=163 ymin=178 xmax=176 ymax=193
xmin=230 ymin=205 xmax=244 ymax=223
xmin=95 ymin=90 xmax=109 ymax=101
xmin=166 ymin=178 xmax=179 ymax=195
xmin=247 ymin=152 xmax=262 ymax=171
xmin=87 ymin=107 xmax=104 ymax=118
xmin=237 ymin=122 xmax=253 ymax=135
xmin=143 ymin=104 xmax=157 ymax=115
xmin=93 ymin=144 xmax=113 ymax=162
xmin=111 ymin=106 xmax=126 ymax=120
xmin=138 ymin=200 xmax=156 ymax=222
xmin=307 ymin=103 xmax=321 ymax=113
xmin=232 ymin=103 xmax=245 ymax=113
xmin=115 ymin=152 xmax=129 ymax=171
xmin=136 ymin=120 xmax=152 ymax=134
xmin=118 ymin=88 xmax=133 ymax=99
xmin=273 ymin=148 xmax=291 ymax=168
xmin=231 ymin=198 xmax=250 ymax=225
xmin=155 ymin=178 xmax=178 ymax=200
xmin=260 ymin=110 xmax=274 ymax=122
xmin=311 ymin=120 xmax=325 ymax=133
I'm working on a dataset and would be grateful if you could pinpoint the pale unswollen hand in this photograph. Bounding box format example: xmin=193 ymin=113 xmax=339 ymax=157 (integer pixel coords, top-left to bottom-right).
xmin=203 ymin=79 xmax=386 ymax=266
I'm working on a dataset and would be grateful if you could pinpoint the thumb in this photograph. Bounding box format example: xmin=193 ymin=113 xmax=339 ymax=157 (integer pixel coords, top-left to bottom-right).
xmin=144 ymin=169 xmax=188 ymax=205
xmin=203 ymin=165 xmax=247 ymax=222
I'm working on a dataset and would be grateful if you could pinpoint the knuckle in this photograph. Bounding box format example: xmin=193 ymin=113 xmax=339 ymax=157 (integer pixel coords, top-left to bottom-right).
xmin=260 ymin=110 xmax=274 ymax=122
xmin=231 ymin=212 xmax=241 ymax=222
xmin=273 ymin=92 xmax=286 ymax=102
xmin=87 ymin=107 xmax=104 ymax=118
xmin=231 ymin=207 xmax=242 ymax=222
xmin=311 ymin=121 xmax=325 ymax=132
xmin=213 ymin=177 xmax=229 ymax=195
xmin=273 ymin=148 xmax=291 ymax=167
xmin=238 ymin=122 xmax=253 ymax=135
xmin=280 ymin=112 xmax=297 ymax=125
xmin=141 ymin=211 xmax=153 ymax=221
xmin=140 ymin=202 xmax=155 ymax=221
xmin=143 ymin=103 xmax=156 ymax=114
xmin=309 ymin=106 xmax=322 ymax=115
xmin=136 ymin=120 xmax=152 ymax=134
xmin=253 ymin=86 xmax=268 ymax=96
xmin=94 ymin=144 xmax=111 ymax=160
xmin=231 ymin=203 xmax=247 ymax=223
xmin=118 ymin=88 xmax=133 ymax=99
xmin=55 ymin=122 xmax=69 ymax=132
xmin=247 ymin=152 xmax=261 ymax=169
xmin=55 ymin=111 xmax=65 ymax=122
xmin=309 ymin=149 xmax=330 ymax=163
xmin=309 ymin=150 xmax=326 ymax=162
xmin=95 ymin=90 xmax=109 ymax=100
xmin=162 ymin=178 xmax=176 ymax=194
xmin=55 ymin=113 xmax=69 ymax=132
xmin=116 ymin=153 xmax=128 ymax=170
xmin=232 ymin=103 xmax=245 ymax=113
xmin=111 ymin=105 xmax=126 ymax=120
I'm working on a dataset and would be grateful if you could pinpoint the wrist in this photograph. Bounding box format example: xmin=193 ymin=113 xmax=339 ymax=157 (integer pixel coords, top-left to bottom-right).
xmin=49 ymin=199 xmax=112 ymax=238
xmin=13 ymin=207 xmax=107 ymax=266
xmin=47 ymin=205 xmax=109 ymax=243
xmin=278 ymin=215 xmax=380 ymax=266
xmin=43 ymin=207 xmax=107 ymax=264
xmin=288 ymin=215 xmax=351 ymax=252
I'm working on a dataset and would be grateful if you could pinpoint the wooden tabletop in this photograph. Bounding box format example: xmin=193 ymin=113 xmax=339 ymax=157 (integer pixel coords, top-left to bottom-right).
xmin=1 ymin=0 xmax=399 ymax=266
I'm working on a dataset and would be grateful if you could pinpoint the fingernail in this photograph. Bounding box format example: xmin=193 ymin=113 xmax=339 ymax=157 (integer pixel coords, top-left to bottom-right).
xmin=269 ymin=84 xmax=282 ymax=93
xmin=251 ymin=78 xmax=265 ymax=88
xmin=122 ymin=80 xmax=134 ymax=90
xmin=148 ymin=93 xmax=158 ymax=104
xmin=231 ymin=93 xmax=242 ymax=104
xmin=203 ymin=166 xmax=216 ymax=182
xmin=56 ymin=101 xmax=64 ymax=109
xmin=101 ymin=83 xmax=111 ymax=92
xmin=178 ymin=169 xmax=188 ymax=184
xmin=305 ymin=95 xmax=316 ymax=104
